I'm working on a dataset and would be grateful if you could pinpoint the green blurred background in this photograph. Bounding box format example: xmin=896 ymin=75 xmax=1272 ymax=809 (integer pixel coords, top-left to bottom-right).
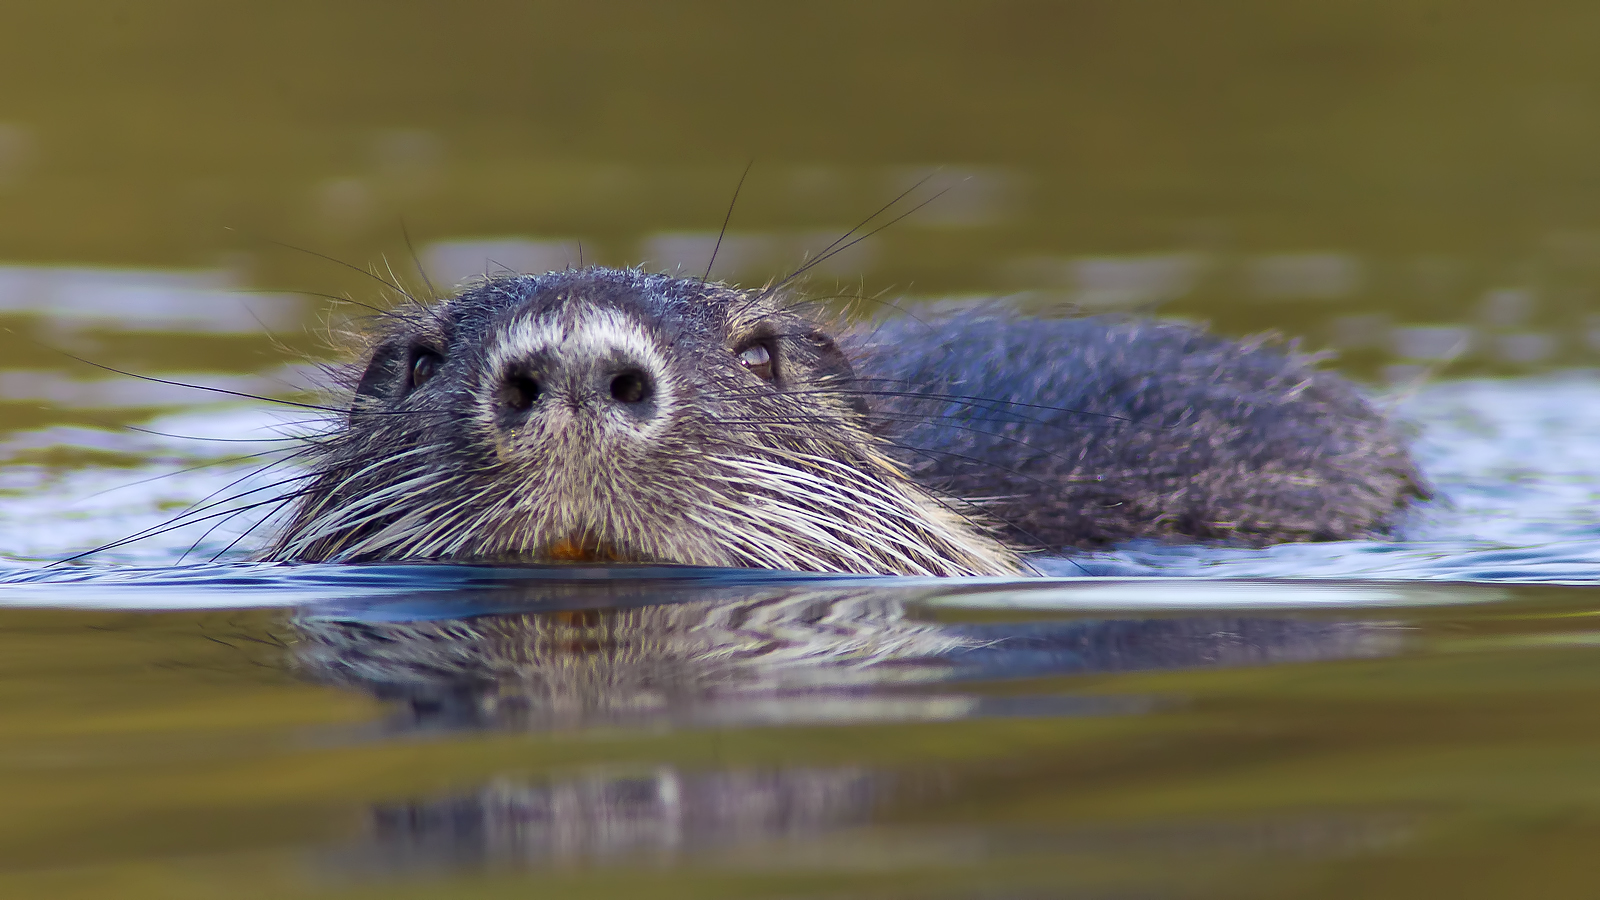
xmin=2 ymin=1 xmax=1599 ymax=387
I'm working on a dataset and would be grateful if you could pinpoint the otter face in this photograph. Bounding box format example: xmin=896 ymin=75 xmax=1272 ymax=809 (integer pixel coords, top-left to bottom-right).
xmin=269 ymin=267 xmax=1019 ymax=576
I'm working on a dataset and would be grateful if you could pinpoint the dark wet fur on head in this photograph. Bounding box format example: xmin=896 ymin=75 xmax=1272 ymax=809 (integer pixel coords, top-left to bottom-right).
xmin=269 ymin=268 xmax=1018 ymax=575
xmin=269 ymin=266 xmax=1424 ymax=573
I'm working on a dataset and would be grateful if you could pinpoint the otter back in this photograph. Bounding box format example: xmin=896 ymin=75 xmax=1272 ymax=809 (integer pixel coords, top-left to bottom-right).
xmin=860 ymin=309 xmax=1426 ymax=548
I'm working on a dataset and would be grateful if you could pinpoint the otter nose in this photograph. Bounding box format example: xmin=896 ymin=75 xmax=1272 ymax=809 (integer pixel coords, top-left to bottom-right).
xmin=489 ymin=310 xmax=670 ymax=430
xmin=493 ymin=356 xmax=660 ymax=424
xmin=577 ymin=360 xmax=657 ymax=415
xmin=606 ymin=367 xmax=653 ymax=406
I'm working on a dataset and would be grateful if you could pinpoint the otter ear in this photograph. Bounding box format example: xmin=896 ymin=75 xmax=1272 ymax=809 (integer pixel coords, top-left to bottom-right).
xmin=351 ymin=340 xmax=407 ymax=413
xmin=806 ymin=330 xmax=869 ymax=417
xmin=806 ymin=330 xmax=854 ymax=380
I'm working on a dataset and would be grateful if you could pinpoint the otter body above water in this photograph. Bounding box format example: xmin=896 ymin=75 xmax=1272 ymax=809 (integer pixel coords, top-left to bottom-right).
xmin=269 ymin=267 xmax=1424 ymax=575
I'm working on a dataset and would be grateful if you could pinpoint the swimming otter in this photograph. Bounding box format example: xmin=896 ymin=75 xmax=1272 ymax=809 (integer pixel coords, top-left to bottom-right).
xmin=266 ymin=267 xmax=1424 ymax=574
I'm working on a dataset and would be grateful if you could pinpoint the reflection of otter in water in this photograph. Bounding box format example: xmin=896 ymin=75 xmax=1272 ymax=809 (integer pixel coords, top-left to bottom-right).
xmin=342 ymin=762 xmax=1408 ymax=874
xmin=299 ymin=585 xmax=1403 ymax=873
xmin=295 ymin=587 xmax=974 ymax=730
xmin=268 ymin=268 xmax=1423 ymax=573
xmin=351 ymin=766 xmax=899 ymax=871
xmin=291 ymin=584 xmax=1400 ymax=731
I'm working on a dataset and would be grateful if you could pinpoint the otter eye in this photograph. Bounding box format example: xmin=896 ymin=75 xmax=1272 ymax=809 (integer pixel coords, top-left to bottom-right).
xmin=499 ymin=372 xmax=541 ymax=411
xmin=409 ymin=349 xmax=441 ymax=391
xmin=738 ymin=343 xmax=774 ymax=381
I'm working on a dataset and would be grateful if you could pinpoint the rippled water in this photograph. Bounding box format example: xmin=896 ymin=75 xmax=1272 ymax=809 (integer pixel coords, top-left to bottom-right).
xmin=5 ymin=568 xmax=1599 ymax=899
xmin=6 ymin=4 xmax=1600 ymax=898
xmin=3 ymin=359 xmax=1599 ymax=900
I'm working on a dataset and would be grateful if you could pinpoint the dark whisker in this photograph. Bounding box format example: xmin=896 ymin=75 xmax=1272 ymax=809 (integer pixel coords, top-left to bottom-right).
xmin=783 ymin=171 xmax=937 ymax=283
xmin=252 ymin=287 xmax=424 ymax=323
xmin=52 ymin=487 xmax=317 ymax=565
xmin=779 ymin=286 xmax=932 ymax=329
xmin=53 ymin=351 xmax=347 ymax=415
xmin=247 ymin=230 xmax=454 ymax=330
xmin=886 ymin=437 xmax=1063 ymax=493
xmin=704 ymin=418 xmax=1064 ymax=489
xmin=708 ymin=383 xmax=1136 ymax=428
xmin=207 ymin=496 xmax=300 ymax=563
xmin=484 ymin=257 xmax=525 ymax=279
xmin=69 ymin=445 xmax=305 ymax=512
xmin=85 ymin=442 xmax=321 ymax=547
xmin=855 ymin=387 xmax=1135 ymax=427
xmin=712 ymin=410 xmax=1093 ymax=472
xmin=120 ymin=423 xmax=300 ymax=444
xmin=720 ymin=173 xmax=942 ymax=322
xmin=102 ymin=467 xmax=317 ymax=555
xmin=192 ymin=489 xmax=304 ymax=563
xmin=760 ymin=182 xmax=954 ymax=301
xmin=254 ymin=235 xmax=419 ymax=305
xmin=878 ymin=446 xmax=1075 ymax=574
xmin=704 ymin=160 xmax=753 ymax=283
xmin=400 ymin=219 xmax=442 ymax=304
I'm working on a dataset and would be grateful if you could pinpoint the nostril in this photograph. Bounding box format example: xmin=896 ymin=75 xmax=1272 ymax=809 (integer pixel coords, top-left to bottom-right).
xmin=499 ymin=373 xmax=542 ymax=411
xmin=609 ymin=369 xmax=652 ymax=405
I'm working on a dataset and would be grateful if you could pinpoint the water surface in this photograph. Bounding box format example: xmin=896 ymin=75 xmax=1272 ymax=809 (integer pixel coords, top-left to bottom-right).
xmin=4 ymin=570 xmax=1600 ymax=899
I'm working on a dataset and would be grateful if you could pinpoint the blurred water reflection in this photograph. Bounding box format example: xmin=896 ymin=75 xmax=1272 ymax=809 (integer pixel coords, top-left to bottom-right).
xmin=283 ymin=575 xmax=1402 ymax=877
xmin=345 ymin=766 xmax=902 ymax=872
xmin=332 ymin=766 xmax=1414 ymax=878
xmin=286 ymin=578 xmax=1401 ymax=732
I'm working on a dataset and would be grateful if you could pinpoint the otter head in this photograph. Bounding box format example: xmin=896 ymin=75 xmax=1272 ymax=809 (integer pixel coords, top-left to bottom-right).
xmin=269 ymin=268 xmax=1020 ymax=576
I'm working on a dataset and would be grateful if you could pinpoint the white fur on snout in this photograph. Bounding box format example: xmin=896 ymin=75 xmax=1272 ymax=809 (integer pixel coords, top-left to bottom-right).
xmin=481 ymin=306 xmax=677 ymax=443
